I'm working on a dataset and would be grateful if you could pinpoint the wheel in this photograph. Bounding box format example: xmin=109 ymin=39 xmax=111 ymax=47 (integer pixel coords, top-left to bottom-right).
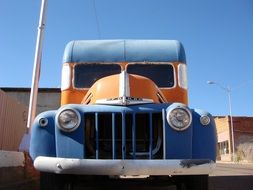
xmin=175 ymin=175 xmax=209 ymax=190
xmin=40 ymin=172 xmax=73 ymax=190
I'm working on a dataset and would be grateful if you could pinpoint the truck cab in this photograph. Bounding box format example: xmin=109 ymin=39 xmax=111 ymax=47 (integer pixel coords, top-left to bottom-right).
xmin=30 ymin=40 xmax=217 ymax=189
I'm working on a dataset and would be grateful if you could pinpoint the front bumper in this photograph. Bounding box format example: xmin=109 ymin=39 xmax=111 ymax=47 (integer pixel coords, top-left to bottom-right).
xmin=34 ymin=156 xmax=215 ymax=176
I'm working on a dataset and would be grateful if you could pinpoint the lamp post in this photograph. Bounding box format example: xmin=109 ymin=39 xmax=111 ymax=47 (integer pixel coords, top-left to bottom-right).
xmin=207 ymin=81 xmax=235 ymax=162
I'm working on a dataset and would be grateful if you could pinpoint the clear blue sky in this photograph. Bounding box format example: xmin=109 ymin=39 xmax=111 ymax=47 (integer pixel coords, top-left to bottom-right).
xmin=1 ymin=0 xmax=253 ymax=116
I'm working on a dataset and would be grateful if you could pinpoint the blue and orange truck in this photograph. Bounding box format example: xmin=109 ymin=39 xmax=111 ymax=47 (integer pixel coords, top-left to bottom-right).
xmin=30 ymin=40 xmax=217 ymax=189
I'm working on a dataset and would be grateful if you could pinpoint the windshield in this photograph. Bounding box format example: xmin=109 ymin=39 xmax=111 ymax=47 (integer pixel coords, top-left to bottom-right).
xmin=126 ymin=63 xmax=174 ymax=88
xmin=74 ymin=63 xmax=121 ymax=88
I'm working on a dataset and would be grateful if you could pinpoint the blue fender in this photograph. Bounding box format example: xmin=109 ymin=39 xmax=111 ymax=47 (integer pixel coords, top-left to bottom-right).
xmin=165 ymin=103 xmax=192 ymax=159
xmin=192 ymin=109 xmax=217 ymax=161
xmin=29 ymin=111 xmax=57 ymax=160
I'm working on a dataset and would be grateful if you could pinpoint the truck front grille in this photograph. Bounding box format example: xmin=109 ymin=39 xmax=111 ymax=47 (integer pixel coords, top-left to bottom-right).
xmin=83 ymin=112 xmax=163 ymax=159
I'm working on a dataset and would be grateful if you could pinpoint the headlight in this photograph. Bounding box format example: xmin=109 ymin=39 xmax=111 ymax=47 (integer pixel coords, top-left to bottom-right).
xmin=167 ymin=106 xmax=192 ymax=131
xmin=57 ymin=109 xmax=81 ymax=132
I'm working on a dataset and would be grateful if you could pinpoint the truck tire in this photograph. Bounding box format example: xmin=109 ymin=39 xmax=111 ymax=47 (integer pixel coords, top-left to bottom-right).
xmin=40 ymin=172 xmax=73 ymax=190
xmin=175 ymin=175 xmax=209 ymax=190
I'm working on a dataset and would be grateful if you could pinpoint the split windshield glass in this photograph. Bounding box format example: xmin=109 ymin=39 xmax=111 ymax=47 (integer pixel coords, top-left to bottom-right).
xmin=126 ymin=63 xmax=174 ymax=88
xmin=74 ymin=63 xmax=121 ymax=88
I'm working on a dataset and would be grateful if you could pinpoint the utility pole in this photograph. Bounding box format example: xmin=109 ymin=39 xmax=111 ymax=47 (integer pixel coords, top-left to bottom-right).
xmin=207 ymin=81 xmax=235 ymax=162
xmin=27 ymin=0 xmax=48 ymax=131
xmin=227 ymin=86 xmax=235 ymax=162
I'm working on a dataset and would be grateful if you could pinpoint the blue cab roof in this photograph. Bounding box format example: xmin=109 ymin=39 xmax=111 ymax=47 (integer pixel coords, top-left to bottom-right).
xmin=62 ymin=40 xmax=186 ymax=63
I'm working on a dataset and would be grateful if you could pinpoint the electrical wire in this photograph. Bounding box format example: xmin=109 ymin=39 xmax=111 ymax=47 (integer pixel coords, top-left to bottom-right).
xmin=92 ymin=0 xmax=102 ymax=39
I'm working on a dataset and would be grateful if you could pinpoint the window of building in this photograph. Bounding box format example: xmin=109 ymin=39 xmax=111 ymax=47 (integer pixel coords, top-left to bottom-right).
xmin=218 ymin=140 xmax=229 ymax=155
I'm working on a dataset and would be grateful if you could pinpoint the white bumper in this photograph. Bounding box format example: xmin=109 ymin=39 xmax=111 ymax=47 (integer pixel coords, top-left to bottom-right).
xmin=34 ymin=157 xmax=215 ymax=176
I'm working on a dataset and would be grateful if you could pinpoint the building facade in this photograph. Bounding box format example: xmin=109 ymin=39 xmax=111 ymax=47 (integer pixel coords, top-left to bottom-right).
xmin=0 ymin=89 xmax=27 ymax=151
xmin=0 ymin=88 xmax=60 ymax=151
xmin=1 ymin=87 xmax=61 ymax=115
xmin=215 ymin=116 xmax=253 ymax=162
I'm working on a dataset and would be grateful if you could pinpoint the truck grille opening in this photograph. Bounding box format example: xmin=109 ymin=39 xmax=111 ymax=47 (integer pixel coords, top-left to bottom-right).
xmin=84 ymin=112 xmax=163 ymax=159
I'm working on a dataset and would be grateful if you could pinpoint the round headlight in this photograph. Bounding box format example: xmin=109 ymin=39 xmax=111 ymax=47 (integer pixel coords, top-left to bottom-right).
xmin=57 ymin=109 xmax=81 ymax=132
xmin=167 ymin=107 xmax=192 ymax=131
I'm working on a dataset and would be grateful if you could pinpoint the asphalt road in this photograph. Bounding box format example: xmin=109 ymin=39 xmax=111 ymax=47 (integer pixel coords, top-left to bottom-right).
xmin=209 ymin=162 xmax=253 ymax=190
xmin=211 ymin=162 xmax=253 ymax=176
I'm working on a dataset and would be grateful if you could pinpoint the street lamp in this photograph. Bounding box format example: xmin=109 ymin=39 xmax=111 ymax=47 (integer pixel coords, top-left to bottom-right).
xmin=207 ymin=80 xmax=235 ymax=162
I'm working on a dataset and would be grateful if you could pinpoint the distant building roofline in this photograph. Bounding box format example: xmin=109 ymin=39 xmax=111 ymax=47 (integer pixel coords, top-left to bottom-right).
xmin=0 ymin=87 xmax=61 ymax=93
xmin=214 ymin=115 xmax=253 ymax=119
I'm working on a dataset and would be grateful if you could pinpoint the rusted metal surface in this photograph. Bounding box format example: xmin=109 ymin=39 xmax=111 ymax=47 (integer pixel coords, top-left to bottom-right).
xmin=0 ymin=90 xmax=27 ymax=151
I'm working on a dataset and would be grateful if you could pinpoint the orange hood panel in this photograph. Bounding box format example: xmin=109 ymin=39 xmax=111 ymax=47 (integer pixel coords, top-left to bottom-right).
xmin=82 ymin=72 xmax=166 ymax=105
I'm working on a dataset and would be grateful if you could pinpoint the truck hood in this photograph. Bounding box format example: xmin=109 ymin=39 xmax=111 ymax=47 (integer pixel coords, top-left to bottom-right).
xmin=81 ymin=71 xmax=167 ymax=105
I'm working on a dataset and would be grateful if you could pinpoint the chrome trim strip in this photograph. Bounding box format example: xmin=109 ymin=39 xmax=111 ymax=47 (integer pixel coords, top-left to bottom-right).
xmin=95 ymin=97 xmax=153 ymax=105
xmin=119 ymin=71 xmax=130 ymax=105
xmin=162 ymin=109 xmax=166 ymax=159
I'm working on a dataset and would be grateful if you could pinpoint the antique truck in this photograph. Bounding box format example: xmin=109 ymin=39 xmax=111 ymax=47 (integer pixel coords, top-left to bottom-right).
xmin=30 ymin=40 xmax=216 ymax=189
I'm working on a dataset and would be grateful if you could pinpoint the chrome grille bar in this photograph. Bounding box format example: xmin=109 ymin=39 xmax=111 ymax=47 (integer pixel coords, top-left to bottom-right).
xmin=162 ymin=109 xmax=166 ymax=160
xmin=122 ymin=112 xmax=126 ymax=159
xmin=112 ymin=113 xmax=116 ymax=159
xmin=132 ymin=114 xmax=136 ymax=159
xmin=149 ymin=113 xmax=153 ymax=159
xmin=84 ymin=111 xmax=163 ymax=159
xmin=95 ymin=112 xmax=99 ymax=159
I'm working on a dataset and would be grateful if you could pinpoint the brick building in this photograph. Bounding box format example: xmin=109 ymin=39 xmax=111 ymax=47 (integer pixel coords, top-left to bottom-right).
xmin=215 ymin=116 xmax=253 ymax=162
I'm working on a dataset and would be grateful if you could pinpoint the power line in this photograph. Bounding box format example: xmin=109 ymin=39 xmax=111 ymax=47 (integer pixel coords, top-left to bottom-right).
xmin=232 ymin=79 xmax=253 ymax=91
xmin=92 ymin=0 xmax=101 ymax=39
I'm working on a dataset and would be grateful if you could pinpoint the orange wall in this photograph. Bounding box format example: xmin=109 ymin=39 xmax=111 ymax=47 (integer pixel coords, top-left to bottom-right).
xmin=0 ymin=90 xmax=27 ymax=151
